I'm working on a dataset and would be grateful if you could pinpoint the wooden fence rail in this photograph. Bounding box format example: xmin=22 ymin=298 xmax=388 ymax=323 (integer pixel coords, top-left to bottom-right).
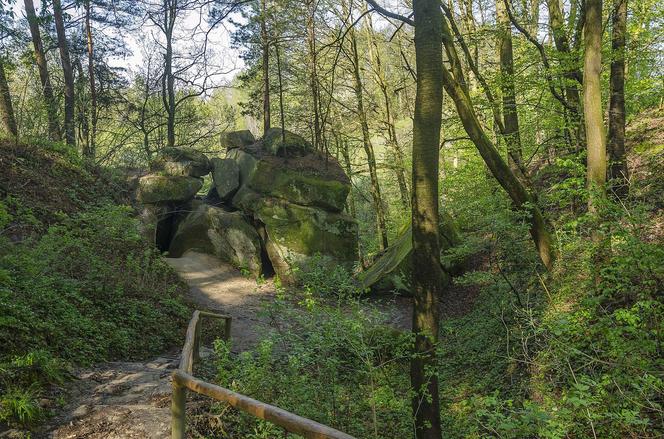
xmin=171 ymin=310 xmax=356 ymax=439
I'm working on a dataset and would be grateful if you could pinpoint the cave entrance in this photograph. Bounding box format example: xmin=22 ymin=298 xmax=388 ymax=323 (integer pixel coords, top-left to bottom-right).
xmin=155 ymin=211 xmax=177 ymax=253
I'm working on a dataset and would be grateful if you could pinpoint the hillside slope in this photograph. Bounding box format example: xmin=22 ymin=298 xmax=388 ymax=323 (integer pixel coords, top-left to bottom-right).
xmin=0 ymin=140 xmax=190 ymax=430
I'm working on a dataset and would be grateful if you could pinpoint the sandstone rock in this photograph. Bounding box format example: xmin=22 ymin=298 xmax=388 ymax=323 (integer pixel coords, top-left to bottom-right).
xmin=138 ymin=204 xmax=171 ymax=247
xmin=137 ymin=175 xmax=202 ymax=204
xmin=211 ymin=158 xmax=240 ymax=200
xmin=262 ymin=127 xmax=313 ymax=157
xmin=220 ymin=130 xmax=255 ymax=150
xmin=152 ymin=147 xmax=211 ymax=177
xmin=247 ymin=197 xmax=358 ymax=283
xmin=357 ymin=212 xmax=464 ymax=293
xmin=227 ymin=148 xmax=350 ymax=212
xmin=168 ymin=202 xmax=263 ymax=277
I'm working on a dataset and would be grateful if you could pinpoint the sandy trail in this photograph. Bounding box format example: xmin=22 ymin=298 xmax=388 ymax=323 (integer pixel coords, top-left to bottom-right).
xmin=44 ymin=251 xmax=275 ymax=438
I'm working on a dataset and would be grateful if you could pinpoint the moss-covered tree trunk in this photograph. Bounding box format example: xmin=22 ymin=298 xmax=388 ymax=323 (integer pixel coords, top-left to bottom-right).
xmin=24 ymin=0 xmax=61 ymax=142
xmin=608 ymin=0 xmax=629 ymax=196
xmin=439 ymin=13 xmax=555 ymax=269
xmin=53 ymin=0 xmax=75 ymax=147
xmin=411 ymin=1 xmax=444 ymax=437
xmin=349 ymin=23 xmax=389 ymax=251
xmin=0 ymin=59 xmax=17 ymax=138
xmin=583 ymin=0 xmax=607 ymax=210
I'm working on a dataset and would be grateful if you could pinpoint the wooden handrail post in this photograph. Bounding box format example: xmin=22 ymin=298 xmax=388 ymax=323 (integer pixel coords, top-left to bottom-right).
xmin=193 ymin=318 xmax=201 ymax=364
xmin=171 ymin=380 xmax=186 ymax=439
xmin=172 ymin=311 xmax=354 ymax=439
xmin=224 ymin=316 xmax=232 ymax=342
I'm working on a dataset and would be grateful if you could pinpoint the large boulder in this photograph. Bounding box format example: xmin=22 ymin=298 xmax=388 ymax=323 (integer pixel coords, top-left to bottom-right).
xmin=220 ymin=130 xmax=255 ymax=150
xmin=262 ymin=128 xmax=313 ymax=157
xmin=211 ymin=158 xmax=240 ymax=200
xmin=235 ymin=194 xmax=357 ymax=282
xmin=227 ymin=148 xmax=350 ymax=212
xmin=137 ymin=175 xmax=203 ymax=204
xmin=152 ymin=147 xmax=211 ymax=177
xmin=357 ymin=212 xmax=464 ymax=293
xmin=138 ymin=204 xmax=171 ymax=248
xmin=168 ymin=202 xmax=263 ymax=277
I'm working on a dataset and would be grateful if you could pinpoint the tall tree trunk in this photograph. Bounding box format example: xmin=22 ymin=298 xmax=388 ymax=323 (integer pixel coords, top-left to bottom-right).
xmin=339 ymin=135 xmax=363 ymax=264
xmin=261 ymin=0 xmax=270 ymax=135
xmin=583 ymin=0 xmax=607 ymax=210
xmin=496 ymin=0 xmax=523 ymax=171
xmin=0 ymin=59 xmax=17 ymax=137
xmin=53 ymin=0 xmax=75 ymax=146
xmin=275 ymin=41 xmax=286 ymax=143
xmin=74 ymin=59 xmax=89 ymax=150
xmin=349 ymin=25 xmax=389 ymax=251
xmin=306 ymin=0 xmax=321 ymax=151
xmin=84 ymin=0 xmax=97 ymax=159
xmin=439 ymin=14 xmax=555 ymax=269
xmin=411 ymin=1 xmax=445 ymax=438
xmin=545 ymin=0 xmax=585 ymax=151
xmin=24 ymin=0 xmax=60 ymax=141
xmin=364 ymin=12 xmax=410 ymax=209
xmin=528 ymin=0 xmax=540 ymax=35
xmin=608 ymin=0 xmax=629 ymax=196
xmin=163 ymin=0 xmax=176 ymax=149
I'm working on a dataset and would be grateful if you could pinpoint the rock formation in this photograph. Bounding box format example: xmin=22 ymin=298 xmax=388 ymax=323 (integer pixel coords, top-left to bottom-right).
xmin=136 ymin=129 xmax=358 ymax=283
xmin=357 ymin=212 xmax=465 ymax=293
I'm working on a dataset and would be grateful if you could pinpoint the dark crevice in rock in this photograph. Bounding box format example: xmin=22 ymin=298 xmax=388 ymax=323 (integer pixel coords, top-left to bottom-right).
xmin=155 ymin=210 xmax=177 ymax=253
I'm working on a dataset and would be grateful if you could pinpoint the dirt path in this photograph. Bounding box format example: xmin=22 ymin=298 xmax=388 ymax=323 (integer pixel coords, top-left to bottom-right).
xmin=164 ymin=251 xmax=277 ymax=352
xmin=42 ymin=250 xmax=475 ymax=438
xmin=43 ymin=251 xmax=276 ymax=438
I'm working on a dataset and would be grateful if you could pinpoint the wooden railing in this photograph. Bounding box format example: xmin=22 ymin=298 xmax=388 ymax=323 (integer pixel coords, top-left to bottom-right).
xmin=171 ymin=310 xmax=356 ymax=439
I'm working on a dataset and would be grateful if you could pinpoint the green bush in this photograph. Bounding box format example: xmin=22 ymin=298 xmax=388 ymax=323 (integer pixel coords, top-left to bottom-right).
xmin=0 ymin=203 xmax=190 ymax=426
xmin=209 ymin=281 xmax=413 ymax=438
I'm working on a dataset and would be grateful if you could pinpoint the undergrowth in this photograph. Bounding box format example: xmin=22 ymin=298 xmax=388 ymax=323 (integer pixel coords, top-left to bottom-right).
xmin=204 ymin=153 xmax=663 ymax=438
xmin=0 ymin=142 xmax=190 ymax=428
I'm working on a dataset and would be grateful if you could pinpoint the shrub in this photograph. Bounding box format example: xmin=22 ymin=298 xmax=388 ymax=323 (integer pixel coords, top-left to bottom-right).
xmin=0 ymin=203 xmax=190 ymax=426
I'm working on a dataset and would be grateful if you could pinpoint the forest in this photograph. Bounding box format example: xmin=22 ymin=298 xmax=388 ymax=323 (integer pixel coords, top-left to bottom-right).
xmin=0 ymin=0 xmax=662 ymax=438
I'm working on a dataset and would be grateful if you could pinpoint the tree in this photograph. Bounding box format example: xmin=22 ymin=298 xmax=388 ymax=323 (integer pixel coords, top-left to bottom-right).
xmin=496 ymin=0 xmax=523 ymax=172
xmin=0 ymin=2 xmax=17 ymax=138
xmin=260 ymin=0 xmax=270 ymax=134
xmin=505 ymin=0 xmax=585 ymax=152
xmin=583 ymin=0 xmax=607 ymax=210
xmin=144 ymin=0 xmax=233 ymax=150
xmin=83 ymin=0 xmax=97 ymax=159
xmin=53 ymin=0 xmax=76 ymax=146
xmin=347 ymin=5 xmax=389 ymax=251
xmin=410 ymin=0 xmax=445 ymax=437
xmin=439 ymin=4 xmax=555 ymax=269
xmin=364 ymin=11 xmax=410 ymax=208
xmin=0 ymin=58 xmax=17 ymax=137
xmin=24 ymin=0 xmax=61 ymax=141
xmin=608 ymin=0 xmax=629 ymax=196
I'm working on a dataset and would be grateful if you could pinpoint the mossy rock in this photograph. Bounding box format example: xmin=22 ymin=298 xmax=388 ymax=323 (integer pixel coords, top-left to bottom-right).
xmin=138 ymin=204 xmax=171 ymax=246
xmin=168 ymin=202 xmax=263 ymax=277
xmin=152 ymin=147 xmax=211 ymax=177
xmin=227 ymin=148 xmax=350 ymax=212
xmin=357 ymin=212 xmax=463 ymax=293
xmin=137 ymin=175 xmax=203 ymax=204
xmin=250 ymin=197 xmax=358 ymax=283
xmin=263 ymin=128 xmax=313 ymax=157
xmin=220 ymin=130 xmax=255 ymax=150
xmin=211 ymin=158 xmax=240 ymax=200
